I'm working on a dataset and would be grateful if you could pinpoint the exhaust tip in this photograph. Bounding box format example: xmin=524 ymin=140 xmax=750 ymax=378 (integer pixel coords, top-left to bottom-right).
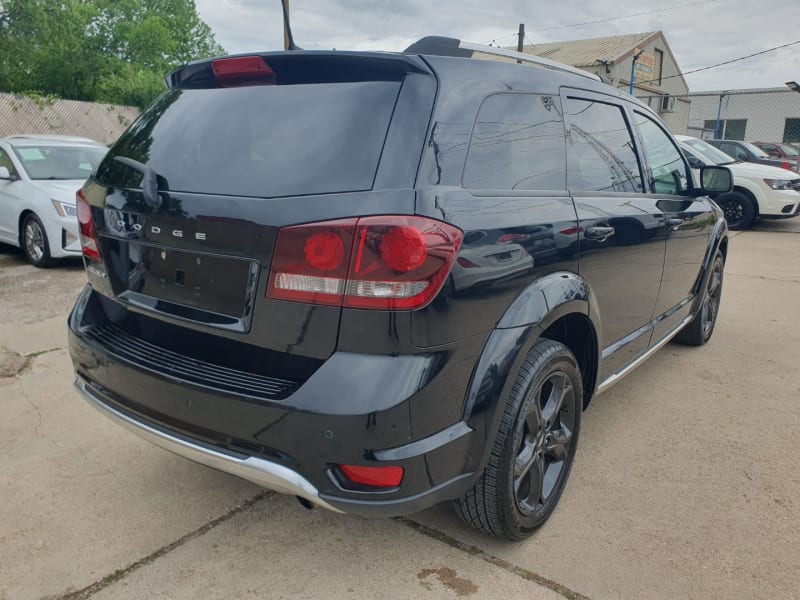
xmin=296 ymin=496 xmax=314 ymax=510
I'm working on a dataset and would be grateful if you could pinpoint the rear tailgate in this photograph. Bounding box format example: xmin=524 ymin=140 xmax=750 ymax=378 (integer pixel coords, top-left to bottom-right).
xmin=81 ymin=52 xmax=436 ymax=359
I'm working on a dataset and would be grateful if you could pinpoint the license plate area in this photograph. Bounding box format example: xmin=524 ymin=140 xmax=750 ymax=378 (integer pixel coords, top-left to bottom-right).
xmin=123 ymin=243 xmax=259 ymax=331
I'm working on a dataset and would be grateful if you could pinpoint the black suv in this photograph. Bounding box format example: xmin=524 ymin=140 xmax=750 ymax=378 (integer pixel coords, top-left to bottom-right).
xmin=69 ymin=37 xmax=732 ymax=540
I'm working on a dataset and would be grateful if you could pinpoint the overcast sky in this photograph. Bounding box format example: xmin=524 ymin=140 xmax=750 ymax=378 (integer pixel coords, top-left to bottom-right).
xmin=195 ymin=0 xmax=799 ymax=92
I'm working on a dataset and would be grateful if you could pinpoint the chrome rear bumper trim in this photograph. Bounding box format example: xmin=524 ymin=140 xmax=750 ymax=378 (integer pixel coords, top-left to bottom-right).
xmin=75 ymin=378 xmax=342 ymax=513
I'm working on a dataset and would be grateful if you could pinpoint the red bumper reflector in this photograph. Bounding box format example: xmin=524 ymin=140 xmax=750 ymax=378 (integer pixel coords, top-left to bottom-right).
xmin=339 ymin=465 xmax=404 ymax=488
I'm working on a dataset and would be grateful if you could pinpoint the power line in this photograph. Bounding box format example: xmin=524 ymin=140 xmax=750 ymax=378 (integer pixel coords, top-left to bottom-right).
xmin=638 ymin=38 xmax=800 ymax=84
xmin=479 ymin=32 xmax=518 ymax=46
xmin=531 ymin=0 xmax=715 ymax=33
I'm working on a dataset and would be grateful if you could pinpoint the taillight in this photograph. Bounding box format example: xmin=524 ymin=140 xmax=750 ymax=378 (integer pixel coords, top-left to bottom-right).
xmin=457 ymin=257 xmax=480 ymax=269
xmin=211 ymin=56 xmax=275 ymax=87
xmin=781 ymin=161 xmax=791 ymax=170
xmin=559 ymin=226 xmax=583 ymax=235
xmin=267 ymin=216 xmax=463 ymax=310
xmin=76 ymin=190 xmax=100 ymax=262
xmin=497 ymin=233 xmax=530 ymax=244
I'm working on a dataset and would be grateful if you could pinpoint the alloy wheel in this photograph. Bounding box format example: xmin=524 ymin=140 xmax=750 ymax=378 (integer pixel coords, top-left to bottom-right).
xmin=702 ymin=259 xmax=723 ymax=337
xmin=513 ymin=370 xmax=577 ymax=517
xmin=719 ymin=198 xmax=744 ymax=228
xmin=24 ymin=220 xmax=45 ymax=262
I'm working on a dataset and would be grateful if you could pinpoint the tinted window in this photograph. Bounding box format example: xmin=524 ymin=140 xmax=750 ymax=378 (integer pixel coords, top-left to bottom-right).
xmin=633 ymin=112 xmax=690 ymax=195
xmin=463 ymin=94 xmax=566 ymax=190
xmin=565 ymin=98 xmax=642 ymax=193
xmin=96 ymin=82 xmax=401 ymax=198
xmin=719 ymin=142 xmax=742 ymax=158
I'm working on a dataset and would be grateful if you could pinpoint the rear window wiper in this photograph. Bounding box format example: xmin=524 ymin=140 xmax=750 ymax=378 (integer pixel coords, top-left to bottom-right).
xmin=113 ymin=156 xmax=163 ymax=210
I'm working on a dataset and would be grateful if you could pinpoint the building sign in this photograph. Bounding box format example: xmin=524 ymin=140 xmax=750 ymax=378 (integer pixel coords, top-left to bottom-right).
xmin=635 ymin=52 xmax=654 ymax=75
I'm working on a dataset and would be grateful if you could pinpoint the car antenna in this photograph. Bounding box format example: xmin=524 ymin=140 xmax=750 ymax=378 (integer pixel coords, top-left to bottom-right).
xmin=279 ymin=0 xmax=302 ymax=50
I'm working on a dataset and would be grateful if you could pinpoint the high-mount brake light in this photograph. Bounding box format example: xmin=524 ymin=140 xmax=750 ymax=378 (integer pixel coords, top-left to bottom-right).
xmin=211 ymin=56 xmax=276 ymax=87
xmin=267 ymin=216 xmax=463 ymax=311
xmin=76 ymin=190 xmax=101 ymax=262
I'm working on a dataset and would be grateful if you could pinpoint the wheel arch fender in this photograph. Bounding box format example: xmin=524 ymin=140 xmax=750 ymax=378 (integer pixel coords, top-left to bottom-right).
xmin=691 ymin=216 xmax=728 ymax=313
xmin=17 ymin=208 xmax=36 ymax=247
xmin=732 ymin=184 xmax=760 ymax=216
xmin=458 ymin=271 xmax=602 ymax=475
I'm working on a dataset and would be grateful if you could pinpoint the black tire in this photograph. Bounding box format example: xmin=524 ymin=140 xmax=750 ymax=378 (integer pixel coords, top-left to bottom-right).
xmin=454 ymin=339 xmax=582 ymax=540
xmin=21 ymin=213 xmax=55 ymax=268
xmin=716 ymin=191 xmax=755 ymax=230
xmin=674 ymin=251 xmax=724 ymax=346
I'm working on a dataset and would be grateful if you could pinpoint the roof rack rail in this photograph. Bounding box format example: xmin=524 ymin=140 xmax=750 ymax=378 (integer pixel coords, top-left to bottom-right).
xmin=404 ymin=36 xmax=601 ymax=82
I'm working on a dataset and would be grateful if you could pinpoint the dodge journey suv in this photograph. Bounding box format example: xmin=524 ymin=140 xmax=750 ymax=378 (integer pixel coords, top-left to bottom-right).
xmin=69 ymin=37 xmax=732 ymax=540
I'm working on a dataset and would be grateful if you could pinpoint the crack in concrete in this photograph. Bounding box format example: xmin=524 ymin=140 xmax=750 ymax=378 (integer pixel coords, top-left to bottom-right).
xmin=726 ymin=272 xmax=800 ymax=285
xmin=395 ymin=517 xmax=591 ymax=600
xmin=27 ymin=346 xmax=67 ymax=358
xmin=55 ymin=491 xmax=273 ymax=600
xmin=17 ymin=379 xmax=45 ymax=440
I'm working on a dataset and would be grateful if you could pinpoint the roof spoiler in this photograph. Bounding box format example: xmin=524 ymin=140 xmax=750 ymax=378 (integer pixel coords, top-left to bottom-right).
xmin=404 ymin=36 xmax=601 ymax=82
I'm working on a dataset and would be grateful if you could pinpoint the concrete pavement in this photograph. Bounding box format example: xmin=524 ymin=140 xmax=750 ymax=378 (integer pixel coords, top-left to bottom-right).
xmin=1 ymin=219 xmax=798 ymax=600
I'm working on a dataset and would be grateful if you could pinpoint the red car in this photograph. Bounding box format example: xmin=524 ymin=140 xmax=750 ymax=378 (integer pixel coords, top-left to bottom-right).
xmin=752 ymin=141 xmax=800 ymax=169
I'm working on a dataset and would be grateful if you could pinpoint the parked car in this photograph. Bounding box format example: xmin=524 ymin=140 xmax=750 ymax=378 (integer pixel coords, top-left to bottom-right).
xmin=705 ymin=139 xmax=798 ymax=172
xmin=0 ymin=135 xmax=107 ymax=266
xmin=751 ymin=141 xmax=800 ymax=167
xmin=68 ymin=37 xmax=732 ymax=541
xmin=677 ymin=135 xmax=800 ymax=229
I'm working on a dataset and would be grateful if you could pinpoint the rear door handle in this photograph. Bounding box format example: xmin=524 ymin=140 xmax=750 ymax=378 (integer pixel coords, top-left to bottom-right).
xmin=584 ymin=226 xmax=615 ymax=240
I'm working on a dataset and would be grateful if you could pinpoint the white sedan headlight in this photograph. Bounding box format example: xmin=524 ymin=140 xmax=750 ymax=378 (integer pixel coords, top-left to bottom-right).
xmin=51 ymin=199 xmax=77 ymax=217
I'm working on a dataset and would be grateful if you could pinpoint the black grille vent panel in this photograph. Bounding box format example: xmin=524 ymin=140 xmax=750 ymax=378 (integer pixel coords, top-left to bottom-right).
xmin=83 ymin=323 xmax=299 ymax=401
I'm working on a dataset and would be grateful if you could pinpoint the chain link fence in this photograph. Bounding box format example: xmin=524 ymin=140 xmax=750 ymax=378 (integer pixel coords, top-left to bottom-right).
xmin=636 ymin=88 xmax=800 ymax=148
xmin=0 ymin=93 xmax=139 ymax=146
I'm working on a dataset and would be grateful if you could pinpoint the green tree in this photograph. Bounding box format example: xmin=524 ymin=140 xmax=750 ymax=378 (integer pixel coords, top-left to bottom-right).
xmin=0 ymin=0 xmax=224 ymax=108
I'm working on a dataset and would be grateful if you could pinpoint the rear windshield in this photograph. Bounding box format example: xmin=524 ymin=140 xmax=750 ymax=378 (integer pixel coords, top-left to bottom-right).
xmin=96 ymin=82 xmax=401 ymax=198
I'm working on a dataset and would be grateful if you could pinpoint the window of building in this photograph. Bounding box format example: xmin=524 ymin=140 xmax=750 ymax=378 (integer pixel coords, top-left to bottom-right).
xmin=564 ymin=97 xmax=643 ymax=193
xmin=653 ymin=49 xmax=664 ymax=86
xmin=463 ymin=93 xmax=567 ymax=190
xmin=783 ymin=118 xmax=800 ymax=144
xmin=633 ymin=112 xmax=690 ymax=195
xmin=703 ymin=119 xmax=747 ymax=140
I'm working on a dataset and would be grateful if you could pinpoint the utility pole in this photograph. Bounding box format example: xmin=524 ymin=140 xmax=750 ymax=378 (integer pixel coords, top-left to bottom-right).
xmin=517 ymin=23 xmax=525 ymax=63
xmin=282 ymin=0 xmax=290 ymax=50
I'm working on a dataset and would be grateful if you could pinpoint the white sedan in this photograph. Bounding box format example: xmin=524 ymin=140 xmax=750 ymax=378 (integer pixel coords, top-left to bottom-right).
xmin=0 ymin=135 xmax=107 ymax=267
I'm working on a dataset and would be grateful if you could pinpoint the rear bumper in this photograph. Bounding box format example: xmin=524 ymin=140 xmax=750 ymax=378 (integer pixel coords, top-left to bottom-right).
xmin=76 ymin=376 xmax=342 ymax=512
xmin=68 ymin=286 xmax=484 ymax=516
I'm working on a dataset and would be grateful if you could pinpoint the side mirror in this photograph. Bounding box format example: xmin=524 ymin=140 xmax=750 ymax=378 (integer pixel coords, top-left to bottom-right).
xmin=0 ymin=166 xmax=11 ymax=180
xmin=736 ymin=152 xmax=748 ymax=161
xmin=699 ymin=166 xmax=733 ymax=194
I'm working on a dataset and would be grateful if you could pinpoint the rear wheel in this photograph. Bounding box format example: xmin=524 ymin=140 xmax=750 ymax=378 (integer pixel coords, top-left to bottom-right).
xmin=454 ymin=339 xmax=582 ymax=540
xmin=674 ymin=251 xmax=724 ymax=346
xmin=716 ymin=191 xmax=755 ymax=230
xmin=21 ymin=213 xmax=55 ymax=268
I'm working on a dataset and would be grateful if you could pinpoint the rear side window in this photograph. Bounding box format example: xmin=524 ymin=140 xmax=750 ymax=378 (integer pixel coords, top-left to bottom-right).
xmin=96 ymin=82 xmax=401 ymax=198
xmin=463 ymin=93 xmax=566 ymax=190
xmin=564 ymin=97 xmax=642 ymax=193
